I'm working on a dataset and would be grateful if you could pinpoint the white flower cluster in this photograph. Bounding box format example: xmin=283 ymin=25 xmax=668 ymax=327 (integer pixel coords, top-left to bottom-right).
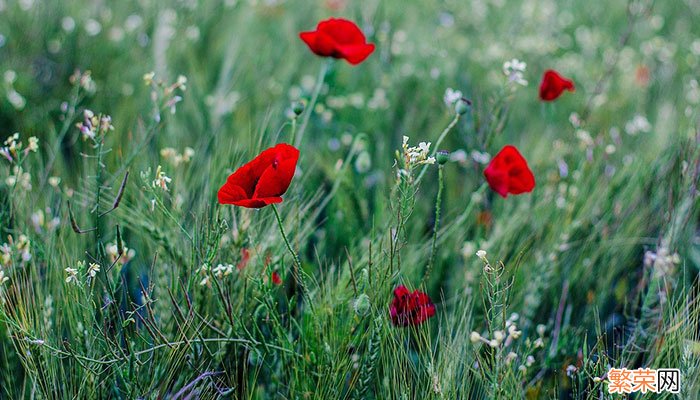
xmin=1 ymin=234 xmax=32 ymax=267
xmin=31 ymin=208 xmax=60 ymax=233
xmin=151 ymin=165 xmax=172 ymax=191
xmin=401 ymin=136 xmax=435 ymax=168
xmin=76 ymin=109 xmax=114 ymax=141
xmin=106 ymin=241 xmax=136 ymax=266
xmin=69 ymin=70 xmax=96 ymax=94
xmin=1 ymin=133 xmax=39 ymax=164
xmin=160 ymin=147 xmax=194 ymax=167
xmin=470 ymin=314 xmax=546 ymax=373
xmin=65 ymin=261 xmax=102 ymax=285
xmin=624 ymin=114 xmax=651 ymax=135
xmin=644 ymin=245 xmax=681 ymax=278
xmin=212 ymin=263 xmax=236 ymax=278
xmin=6 ymin=166 xmax=32 ymax=191
xmin=503 ymin=58 xmax=528 ymax=87
xmin=443 ymin=87 xmax=464 ymax=107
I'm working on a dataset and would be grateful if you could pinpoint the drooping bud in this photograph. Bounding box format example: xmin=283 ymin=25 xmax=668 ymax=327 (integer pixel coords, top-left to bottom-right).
xmin=436 ymin=150 xmax=449 ymax=165
xmin=455 ymin=98 xmax=471 ymax=115
xmin=292 ymin=101 xmax=305 ymax=116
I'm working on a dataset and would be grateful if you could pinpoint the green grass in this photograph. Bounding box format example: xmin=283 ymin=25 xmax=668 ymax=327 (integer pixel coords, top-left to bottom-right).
xmin=1 ymin=0 xmax=699 ymax=398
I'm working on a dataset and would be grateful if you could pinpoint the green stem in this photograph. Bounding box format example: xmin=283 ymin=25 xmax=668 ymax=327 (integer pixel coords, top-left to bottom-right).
xmin=294 ymin=61 xmax=329 ymax=148
xmin=289 ymin=117 xmax=298 ymax=145
xmin=423 ymin=165 xmax=444 ymax=285
xmin=415 ymin=114 xmax=460 ymax=185
xmin=271 ymin=204 xmax=302 ymax=288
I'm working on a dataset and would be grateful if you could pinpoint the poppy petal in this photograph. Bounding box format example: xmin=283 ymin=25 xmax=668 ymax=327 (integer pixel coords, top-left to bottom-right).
xmin=337 ymin=43 xmax=375 ymax=65
xmin=218 ymin=183 xmax=249 ymax=204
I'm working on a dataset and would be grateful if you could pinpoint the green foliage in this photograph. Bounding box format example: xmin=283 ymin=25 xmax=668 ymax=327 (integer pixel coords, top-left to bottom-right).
xmin=1 ymin=0 xmax=699 ymax=398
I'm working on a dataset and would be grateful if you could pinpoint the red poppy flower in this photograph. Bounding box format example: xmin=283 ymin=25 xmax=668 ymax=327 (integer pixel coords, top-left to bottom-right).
xmin=299 ymin=18 xmax=375 ymax=65
xmin=389 ymin=285 xmax=436 ymax=327
xmin=539 ymin=69 xmax=575 ymax=101
xmin=236 ymin=248 xmax=251 ymax=270
xmin=483 ymin=145 xmax=535 ymax=198
xmin=271 ymin=271 xmax=282 ymax=285
xmin=218 ymin=143 xmax=299 ymax=208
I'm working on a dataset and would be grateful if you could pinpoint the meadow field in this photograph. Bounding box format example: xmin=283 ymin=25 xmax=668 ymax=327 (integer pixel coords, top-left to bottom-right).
xmin=1 ymin=0 xmax=699 ymax=398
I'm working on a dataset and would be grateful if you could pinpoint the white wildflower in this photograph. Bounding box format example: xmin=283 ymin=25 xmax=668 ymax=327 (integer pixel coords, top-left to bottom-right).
xmin=470 ymin=331 xmax=482 ymax=343
xmin=493 ymin=330 xmax=505 ymax=343
xmin=48 ymin=177 xmax=61 ymax=187
xmin=503 ymin=58 xmax=528 ymax=86
xmin=65 ymin=267 xmax=79 ymax=284
xmin=525 ymin=355 xmax=535 ymax=367
xmin=443 ymin=88 xmax=463 ymax=107
xmin=624 ymin=114 xmax=651 ymax=135
xmin=87 ymin=263 xmax=100 ymax=278
xmin=152 ymin=165 xmax=172 ymax=191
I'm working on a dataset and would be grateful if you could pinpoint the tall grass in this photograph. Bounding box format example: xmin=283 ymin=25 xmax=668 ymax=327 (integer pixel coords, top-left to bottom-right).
xmin=1 ymin=0 xmax=699 ymax=398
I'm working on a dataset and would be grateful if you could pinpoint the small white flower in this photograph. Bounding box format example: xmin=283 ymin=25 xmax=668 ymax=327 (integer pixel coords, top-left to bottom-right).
xmin=152 ymin=165 xmax=172 ymax=191
xmin=503 ymin=58 xmax=528 ymax=86
xmin=443 ymin=88 xmax=463 ymax=107
xmin=537 ymin=324 xmax=546 ymax=336
xmin=493 ymin=330 xmax=505 ymax=343
xmin=26 ymin=137 xmax=39 ymax=152
xmin=470 ymin=150 xmax=491 ymax=164
xmin=470 ymin=331 xmax=482 ymax=343
xmin=65 ymin=267 xmax=79 ymax=284
xmin=48 ymin=177 xmax=61 ymax=187
xmin=87 ymin=263 xmax=100 ymax=278
xmin=0 ymin=270 xmax=9 ymax=285
xmin=525 ymin=355 xmax=535 ymax=367
xmin=476 ymin=250 xmax=487 ymax=260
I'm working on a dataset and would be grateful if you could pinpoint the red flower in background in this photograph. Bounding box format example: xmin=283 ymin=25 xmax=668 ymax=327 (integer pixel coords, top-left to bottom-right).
xmin=389 ymin=285 xmax=436 ymax=327
xmin=236 ymin=248 xmax=251 ymax=270
xmin=483 ymin=145 xmax=535 ymax=198
xmin=539 ymin=69 xmax=575 ymax=101
xmin=299 ymin=18 xmax=375 ymax=65
xmin=271 ymin=271 xmax=282 ymax=285
xmin=218 ymin=143 xmax=299 ymax=208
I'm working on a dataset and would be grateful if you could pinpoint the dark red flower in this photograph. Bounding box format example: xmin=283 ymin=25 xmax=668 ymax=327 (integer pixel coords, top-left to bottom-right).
xmin=218 ymin=143 xmax=299 ymax=208
xmin=299 ymin=18 xmax=375 ymax=65
xmin=483 ymin=145 xmax=535 ymax=198
xmin=271 ymin=271 xmax=282 ymax=285
xmin=389 ymin=285 xmax=436 ymax=327
xmin=539 ymin=69 xmax=575 ymax=101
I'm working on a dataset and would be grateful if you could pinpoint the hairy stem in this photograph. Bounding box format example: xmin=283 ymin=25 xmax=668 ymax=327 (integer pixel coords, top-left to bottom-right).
xmin=423 ymin=165 xmax=444 ymax=285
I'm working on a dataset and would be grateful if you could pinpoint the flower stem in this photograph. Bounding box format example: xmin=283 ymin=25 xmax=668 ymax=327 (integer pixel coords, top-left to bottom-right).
xmin=415 ymin=113 xmax=460 ymax=185
xmin=289 ymin=117 xmax=298 ymax=146
xmin=271 ymin=204 xmax=303 ymax=288
xmin=423 ymin=164 xmax=444 ymax=286
xmin=294 ymin=60 xmax=329 ymax=147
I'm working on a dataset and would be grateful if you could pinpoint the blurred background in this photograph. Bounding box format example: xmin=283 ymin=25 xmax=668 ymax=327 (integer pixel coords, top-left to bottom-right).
xmin=1 ymin=0 xmax=699 ymax=398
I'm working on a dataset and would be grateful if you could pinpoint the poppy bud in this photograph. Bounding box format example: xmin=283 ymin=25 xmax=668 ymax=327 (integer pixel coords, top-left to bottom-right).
xmin=292 ymin=101 xmax=305 ymax=116
xmin=436 ymin=150 xmax=449 ymax=165
xmin=353 ymin=293 xmax=371 ymax=316
xmin=455 ymin=98 xmax=471 ymax=115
